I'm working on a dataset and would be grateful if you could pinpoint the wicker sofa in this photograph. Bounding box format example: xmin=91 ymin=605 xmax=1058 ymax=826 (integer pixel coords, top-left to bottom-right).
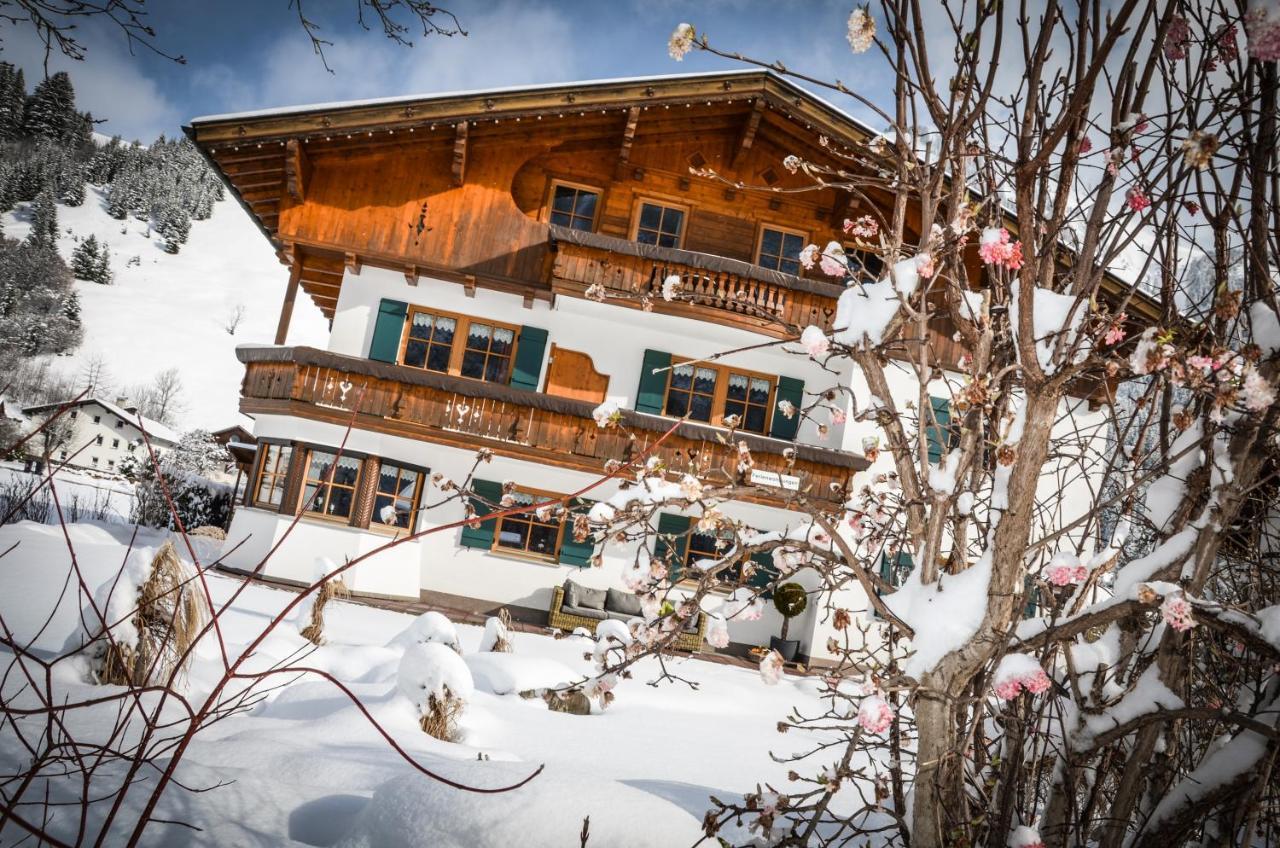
xmin=548 ymin=580 xmax=706 ymax=652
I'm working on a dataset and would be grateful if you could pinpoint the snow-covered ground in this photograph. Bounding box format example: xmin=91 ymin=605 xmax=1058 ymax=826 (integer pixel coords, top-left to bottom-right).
xmin=0 ymin=520 xmax=852 ymax=847
xmin=3 ymin=186 xmax=327 ymax=431
xmin=0 ymin=461 xmax=135 ymax=523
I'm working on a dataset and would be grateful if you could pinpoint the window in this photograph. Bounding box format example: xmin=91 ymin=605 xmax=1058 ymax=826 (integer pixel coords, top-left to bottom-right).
xmin=107 ymin=459 xmax=115 ymax=469
xmin=723 ymin=373 xmax=774 ymax=434
xmin=757 ymin=226 xmax=806 ymax=275
xmin=300 ymin=449 xmax=362 ymax=521
xmin=95 ymin=435 xmax=103 ymax=445
xmin=663 ymin=359 xmax=776 ymax=433
xmin=494 ymin=489 xmax=563 ymax=560
xmin=91 ymin=457 xmax=99 ymax=466
xmin=684 ymin=528 xmax=745 ymax=586
xmin=92 ymin=415 xmax=101 ymax=425
xmin=253 ymin=443 xmax=293 ymax=508
xmin=112 ymin=439 xmax=120 ymax=449
xmin=128 ymin=443 xmax=137 ymax=453
xmin=461 ymin=322 xmax=516 ymax=382
xmin=398 ymin=307 xmax=518 ymax=385
xmin=59 ymin=451 xmax=67 ymax=460
xmin=373 ymin=462 xmax=423 ymax=531
xmin=403 ymin=310 xmax=456 ymax=373
xmin=116 ymin=420 xmax=124 ymax=429
xmin=665 ymin=363 xmax=718 ymax=422
xmin=548 ymin=182 xmax=599 ymax=231
xmin=845 ymin=246 xmax=884 ymax=279
xmin=69 ymin=410 xmax=77 ymax=420
xmin=633 ymin=201 xmax=685 ymax=248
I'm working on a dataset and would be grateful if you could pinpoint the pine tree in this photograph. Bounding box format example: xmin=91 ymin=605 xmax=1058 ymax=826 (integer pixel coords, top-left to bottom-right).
xmin=93 ymin=242 xmax=112 ymax=284
xmin=0 ymin=63 xmax=25 ymax=140
xmin=158 ymin=205 xmax=190 ymax=254
xmin=23 ymin=72 xmax=77 ymax=143
xmin=26 ymin=189 xmax=58 ymax=250
xmin=71 ymin=234 xmax=100 ymax=279
xmin=63 ymin=289 xmax=81 ymax=325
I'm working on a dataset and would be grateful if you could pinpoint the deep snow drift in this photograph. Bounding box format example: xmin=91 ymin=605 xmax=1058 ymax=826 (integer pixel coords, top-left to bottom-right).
xmin=0 ymin=520 xmax=850 ymax=847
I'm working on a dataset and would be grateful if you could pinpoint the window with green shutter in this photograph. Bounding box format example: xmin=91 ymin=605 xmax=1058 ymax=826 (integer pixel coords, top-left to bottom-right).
xmin=509 ymin=325 xmax=549 ymax=391
xmin=459 ymin=479 xmax=503 ymax=549
xmin=636 ymin=349 xmax=672 ymax=414
xmin=654 ymin=512 xmax=691 ymax=580
xmin=747 ymin=550 xmax=779 ymax=598
xmin=769 ymin=376 xmax=805 ymax=441
xmin=872 ymin=551 xmax=914 ymax=618
xmin=369 ymin=299 xmax=408 ymax=363
xmin=926 ymin=396 xmax=957 ymax=464
xmin=1023 ymin=577 xmax=1042 ymax=619
xmin=558 ymin=497 xmax=597 ymax=567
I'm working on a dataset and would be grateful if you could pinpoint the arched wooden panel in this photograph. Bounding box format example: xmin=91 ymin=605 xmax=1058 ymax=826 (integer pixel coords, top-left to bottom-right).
xmin=542 ymin=344 xmax=610 ymax=404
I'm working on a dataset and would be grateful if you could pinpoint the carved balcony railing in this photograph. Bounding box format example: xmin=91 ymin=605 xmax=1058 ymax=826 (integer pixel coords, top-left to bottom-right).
xmin=237 ymin=346 xmax=865 ymax=507
xmin=547 ymin=225 xmax=842 ymax=335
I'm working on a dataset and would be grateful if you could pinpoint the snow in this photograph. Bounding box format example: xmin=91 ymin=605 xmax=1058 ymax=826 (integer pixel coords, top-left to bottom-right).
xmin=3 ymin=186 xmax=327 ymax=430
xmin=1114 ymin=528 xmax=1197 ymax=596
xmin=0 ymin=520 xmax=855 ymax=846
xmin=390 ymin=610 xmax=462 ymax=652
xmin=1258 ymin=604 xmax=1280 ymax=649
xmin=398 ymin=641 xmax=475 ymax=708
xmin=1009 ymin=286 xmax=1088 ymax=374
xmin=1081 ymin=665 xmax=1183 ymax=743
xmin=928 ymin=449 xmax=961 ymax=491
xmin=477 ymin=615 xmax=512 ymax=653
xmin=1144 ymin=423 xmax=1203 ymax=532
xmin=885 ymin=548 xmax=993 ymax=678
xmin=1250 ymin=300 xmax=1280 ymax=356
xmin=832 ymin=255 xmax=922 ymax=347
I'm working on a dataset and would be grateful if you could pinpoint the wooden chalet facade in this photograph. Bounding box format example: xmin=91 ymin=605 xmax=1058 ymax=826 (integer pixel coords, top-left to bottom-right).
xmin=187 ymin=70 xmax=1109 ymax=663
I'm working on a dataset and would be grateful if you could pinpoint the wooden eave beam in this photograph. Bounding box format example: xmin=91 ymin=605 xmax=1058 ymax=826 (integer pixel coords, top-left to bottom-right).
xmin=615 ymin=106 xmax=640 ymax=178
xmin=731 ymin=98 xmax=766 ymax=170
xmin=284 ymin=138 xmax=311 ymax=202
xmin=275 ymin=260 xmax=302 ymax=345
xmin=451 ymin=121 xmax=468 ymax=187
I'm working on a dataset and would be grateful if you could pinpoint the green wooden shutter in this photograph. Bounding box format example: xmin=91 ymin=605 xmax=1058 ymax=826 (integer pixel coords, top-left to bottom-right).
xmin=369 ymin=299 xmax=408 ymax=363
xmin=460 ymin=479 xmax=502 ymax=549
xmin=769 ymin=376 xmax=805 ymax=441
xmin=655 ymin=512 xmax=691 ymax=580
xmin=636 ymin=349 xmax=672 ymax=414
xmin=926 ymin=396 xmax=952 ymax=464
xmin=509 ymin=325 xmax=549 ymax=391
xmin=874 ymin=551 xmax=914 ymax=618
xmin=558 ymin=497 xmax=596 ymax=567
xmin=1023 ymin=576 xmax=1041 ymax=619
xmin=748 ymin=550 xmax=779 ymax=598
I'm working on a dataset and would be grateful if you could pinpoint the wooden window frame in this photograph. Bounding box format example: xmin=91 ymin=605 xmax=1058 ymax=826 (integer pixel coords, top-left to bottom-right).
xmin=297 ymin=446 xmax=365 ymax=525
xmin=663 ymin=357 xmax=777 ymax=433
xmin=397 ymin=305 xmax=521 ymax=385
xmin=369 ymin=459 xmax=427 ymax=534
xmin=490 ymin=485 xmax=567 ymax=564
xmin=629 ymin=196 xmax=689 ymax=249
xmin=251 ymin=442 xmax=293 ymax=510
xmin=543 ymin=178 xmax=604 ymax=233
xmin=842 ymin=243 xmax=885 ymax=279
xmin=754 ymin=223 xmax=809 ymax=275
xmin=679 ymin=527 xmax=745 ymax=592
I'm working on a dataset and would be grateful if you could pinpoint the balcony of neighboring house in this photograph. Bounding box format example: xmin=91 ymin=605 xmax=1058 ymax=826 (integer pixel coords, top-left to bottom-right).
xmin=236 ymin=345 xmax=866 ymax=508
xmin=546 ymin=224 xmax=845 ymax=337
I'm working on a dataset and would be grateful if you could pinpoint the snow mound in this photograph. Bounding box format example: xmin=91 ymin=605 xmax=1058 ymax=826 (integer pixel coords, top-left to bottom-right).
xmin=465 ymin=653 xmax=585 ymax=696
xmin=389 ymin=611 xmax=461 ymax=653
xmin=478 ymin=615 xmax=513 ymax=653
xmin=333 ymin=764 xmax=704 ymax=848
xmin=397 ymin=642 xmax=474 ymax=710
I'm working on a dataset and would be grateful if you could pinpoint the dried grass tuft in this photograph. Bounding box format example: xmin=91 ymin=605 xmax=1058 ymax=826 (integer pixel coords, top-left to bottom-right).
xmin=418 ymin=689 xmax=465 ymax=741
xmin=189 ymin=525 xmax=226 ymax=540
xmin=491 ymin=607 xmax=514 ymax=653
xmin=98 ymin=541 xmax=209 ymax=687
xmin=300 ymin=577 xmax=349 ymax=646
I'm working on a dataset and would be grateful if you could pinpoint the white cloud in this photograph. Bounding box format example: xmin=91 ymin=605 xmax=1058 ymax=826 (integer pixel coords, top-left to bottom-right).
xmin=3 ymin=19 xmax=183 ymax=142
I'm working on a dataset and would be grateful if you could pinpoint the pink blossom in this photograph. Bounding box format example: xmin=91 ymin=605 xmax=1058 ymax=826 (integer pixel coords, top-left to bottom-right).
xmin=801 ymin=325 xmax=831 ymax=358
xmin=1217 ymin=24 xmax=1239 ymax=61
xmin=1164 ymin=15 xmax=1190 ymax=60
xmin=819 ymin=243 xmax=847 ymax=277
xmin=799 ymin=243 xmax=820 ymax=270
xmin=978 ymin=227 xmax=1025 ymax=271
xmin=915 ymin=253 xmax=936 ymax=278
xmin=1133 ymin=114 xmax=1149 ymax=133
xmin=1045 ymin=562 xmax=1088 ymax=586
xmin=759 ymin=649 xmax=785 ymax=685
xmin=993 ymin=653 xmax=1052 ymax=700
xmin=844 ymin=214 xmax=879 ymax=239
xmin=706 ymin=616 xmax=730 ymax=649
xmin=1126 ymin=188 xmax=1151 ymax=212
xmin=1246 ymin=4 xmax=1280 ymax=61
xmin=830 ymin=408 xmax=847 ymax=425
xmin=1010 ymin=826 xmax=1046 ymax=848
xmin=857 ymin=695 xmax=894 ymax=734
xmin=1185 ymin=200 xmax=1200 ymax=216
xmin=1104 ymin=322 xmax=1127 ymax=345
xmin=1242 ymin=367 xmax=1276 ymax=411
xmin=1079 ymin=136 xmax=1093 ymax=154
xmin=1161 ymin=594 xmax=1196 ymax=632
xmin=1188 ymin=355 xmax=1216 ymax=371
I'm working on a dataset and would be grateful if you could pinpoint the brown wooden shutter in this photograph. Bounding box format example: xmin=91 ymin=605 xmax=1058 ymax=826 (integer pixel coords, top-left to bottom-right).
xmin=279 ymin=444 xmax=306 ymax=514
xmin=352 ymin=457 xmax=380 ymax=528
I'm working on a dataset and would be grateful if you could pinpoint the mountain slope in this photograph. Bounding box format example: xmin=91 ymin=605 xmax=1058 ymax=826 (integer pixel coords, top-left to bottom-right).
xmin=4 ymin=186 xmax=328 ymax=431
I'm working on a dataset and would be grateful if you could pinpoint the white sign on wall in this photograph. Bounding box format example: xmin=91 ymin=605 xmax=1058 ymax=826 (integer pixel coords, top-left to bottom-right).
xmin=750 ymin=469 xmax=800 ymax=491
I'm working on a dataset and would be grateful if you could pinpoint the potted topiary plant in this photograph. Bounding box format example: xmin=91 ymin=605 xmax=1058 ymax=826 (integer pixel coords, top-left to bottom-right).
xmin=769 ymin=582 xmax=807 ymax=663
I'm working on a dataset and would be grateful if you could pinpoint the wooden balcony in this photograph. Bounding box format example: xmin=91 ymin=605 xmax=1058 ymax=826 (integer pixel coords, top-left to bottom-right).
xmin=237 ymin=346 xmax=865 ymax=507
xmin=547 ymin=225 xmax=843 ymax=337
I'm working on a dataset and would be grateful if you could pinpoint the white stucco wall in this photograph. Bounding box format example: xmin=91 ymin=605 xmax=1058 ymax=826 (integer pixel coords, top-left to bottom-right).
xmin=50 ymin=402 xmax=172 ymax=473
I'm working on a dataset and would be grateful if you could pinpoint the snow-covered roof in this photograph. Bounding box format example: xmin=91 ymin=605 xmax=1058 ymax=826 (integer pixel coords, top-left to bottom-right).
xmin=21 ymin=397 xmax=181 ymax=445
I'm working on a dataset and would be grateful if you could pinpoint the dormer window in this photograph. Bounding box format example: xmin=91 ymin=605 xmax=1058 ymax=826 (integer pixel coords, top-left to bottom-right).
xmin=633 ymin=200 xmax=685 ymax=248
xmin=548 ymin=182 xmax=600 ymax=232
xmin=400 ymin=307 xmax=518 ymax=385
xmin=756 ymin=226 xmax=806 ymax=275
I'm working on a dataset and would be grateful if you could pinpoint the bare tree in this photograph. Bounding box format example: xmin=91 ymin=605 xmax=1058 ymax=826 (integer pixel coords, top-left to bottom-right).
xmin=222 ymin=302 xmax=246 ymax=336
xmin=148 ymin=367 xmax=182 ymax=425
xmin=78 ymin=353 xmax=110 ymax=397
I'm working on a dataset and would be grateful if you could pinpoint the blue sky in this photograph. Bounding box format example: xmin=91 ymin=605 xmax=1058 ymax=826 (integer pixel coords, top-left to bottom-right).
xmin=1 ymin=1 xmax=893 ymax=142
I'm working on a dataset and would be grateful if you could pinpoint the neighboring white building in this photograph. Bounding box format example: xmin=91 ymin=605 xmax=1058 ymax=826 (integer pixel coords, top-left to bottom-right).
xmin=21 ymin=397 xmax=179 ymax=475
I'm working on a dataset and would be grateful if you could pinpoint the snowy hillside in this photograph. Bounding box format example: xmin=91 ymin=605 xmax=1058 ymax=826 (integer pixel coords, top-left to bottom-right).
xmin=3 ymin=186 xmax=327 ymax=431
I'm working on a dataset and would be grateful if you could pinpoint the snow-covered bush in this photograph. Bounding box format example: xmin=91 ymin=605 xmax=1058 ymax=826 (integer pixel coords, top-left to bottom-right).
xmin=478 ymin=609 xmax=513 ymax=653
xmin=396 ymin=642 xmax=473 ymax=741
xmin=391 ymin=610 xmax=461 ymax=653
xmin=64 ymin=540 xmax=208 ymax=687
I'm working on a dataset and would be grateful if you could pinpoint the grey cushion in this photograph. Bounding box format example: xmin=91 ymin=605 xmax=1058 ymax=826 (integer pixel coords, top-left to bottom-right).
xmin=576 ymin=585 xmax=608 ymax=611
xmin=562 ymin=580 xmax=579 ymax=608
xmin=562 ymin=604 xmax=606 ymax=620
xmin=605 ymin=589 xmax=642 ymax=616
xmin=606 ymin=610 xmax=639 ymax=621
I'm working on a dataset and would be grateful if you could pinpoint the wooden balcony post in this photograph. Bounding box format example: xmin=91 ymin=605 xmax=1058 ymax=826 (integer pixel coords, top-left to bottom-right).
xmin=274 ymin=260 xmax=302 ymax=345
